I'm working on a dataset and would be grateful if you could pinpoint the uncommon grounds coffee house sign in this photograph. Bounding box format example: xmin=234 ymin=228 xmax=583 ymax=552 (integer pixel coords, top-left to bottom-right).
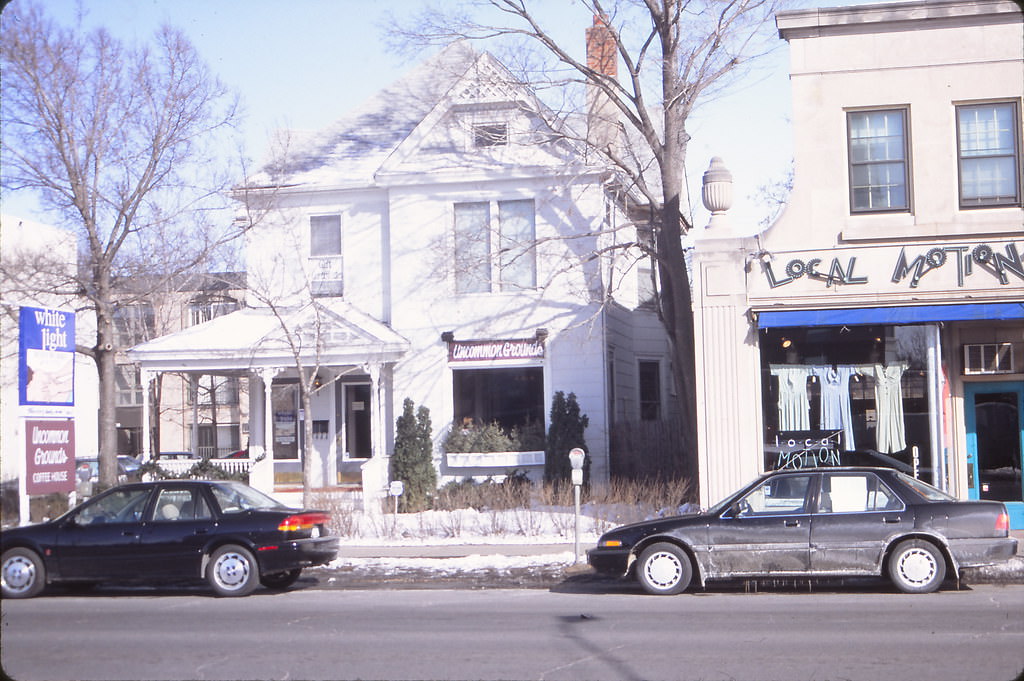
xmin=758 ymin=240 xmax=1024 ymax=292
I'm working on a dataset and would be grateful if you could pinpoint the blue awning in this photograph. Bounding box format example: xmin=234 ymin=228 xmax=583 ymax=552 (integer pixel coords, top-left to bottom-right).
xmin=756 ymin=302 xmax=1024 ymax=329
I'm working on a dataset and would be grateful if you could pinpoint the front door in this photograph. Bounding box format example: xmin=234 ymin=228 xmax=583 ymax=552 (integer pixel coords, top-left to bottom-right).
xmin=965 ymin=382 xmax=1024 ymax=528
xmin=343 ymin=383 xmax=372 ymax=459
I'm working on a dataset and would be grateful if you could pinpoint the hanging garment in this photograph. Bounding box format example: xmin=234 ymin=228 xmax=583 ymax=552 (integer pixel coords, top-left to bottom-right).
xmin=771 ymin=366 xmax=812 ymax=431
xmin=811 ymin=365 xmax=858 ymax=450
xmin=872 ymin=363 xmax=907 ymax=453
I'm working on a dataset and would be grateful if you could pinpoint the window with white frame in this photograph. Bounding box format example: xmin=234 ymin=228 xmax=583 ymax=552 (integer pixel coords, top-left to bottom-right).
xmin=847 ymin=109 xmax=909 ymax=213
xmin=639 ymin=360 xmax=661 ymax=421
xmin=309 ymin=215 xmax=343 ymax=297
xmin=113 ymin=304 xmax=155 ymax=347
xmin=957 ymin=102 xmax=1021 ymax=208
xmin=189 ymin=295 xmax=239 ymax=326
xmin=453 ymin=199 xmax=536 ymax=294
xmin=115 ymin=364 xmax=143 ymax=406
xmin=473 ymin=123 xmax=508 ymax=148
xmin=188 ymin=374 xmax=239 ymax=406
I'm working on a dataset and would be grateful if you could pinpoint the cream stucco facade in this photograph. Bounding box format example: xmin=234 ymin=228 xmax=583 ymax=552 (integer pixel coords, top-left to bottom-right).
xmin=692 ymin=0 xmax=1024 ymax=526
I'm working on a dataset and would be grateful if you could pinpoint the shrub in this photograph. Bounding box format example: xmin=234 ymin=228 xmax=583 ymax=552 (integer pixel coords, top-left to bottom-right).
xmin=544 ymin=391 xmax=589 ymax=486
xmin=389 ymin=398 xmax=437 ymax=512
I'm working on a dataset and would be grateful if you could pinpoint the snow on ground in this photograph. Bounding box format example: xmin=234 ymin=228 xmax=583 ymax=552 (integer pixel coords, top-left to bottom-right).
xmin=318 ymin=504 xmax=627 ymax=572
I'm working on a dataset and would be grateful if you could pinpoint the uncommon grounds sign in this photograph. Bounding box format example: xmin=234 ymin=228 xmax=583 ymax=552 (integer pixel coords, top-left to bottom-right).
xmin=24 ymin=419 xmax=75 ymax=495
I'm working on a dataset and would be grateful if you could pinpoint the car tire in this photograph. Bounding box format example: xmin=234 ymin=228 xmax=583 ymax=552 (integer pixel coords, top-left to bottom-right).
xmin=260 ymin=568 xmax=302 ymax=590
xmin=207 ymin=545 xmax=259 ymax=597
xmin=2 ymin=547 xmax=46 ymax=599
xmin=888 ymin=539 xmax=946 ymax=594
xmin=636 ymin=542 xmax=692 ymax=595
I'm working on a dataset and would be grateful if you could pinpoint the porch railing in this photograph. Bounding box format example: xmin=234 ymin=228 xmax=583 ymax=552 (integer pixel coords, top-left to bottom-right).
xmin=147 ymin=457 xmax=253 ymax=478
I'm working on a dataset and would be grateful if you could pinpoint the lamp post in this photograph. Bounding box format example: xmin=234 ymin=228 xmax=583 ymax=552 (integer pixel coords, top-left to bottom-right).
xmin=568 ymin=447 xmax=585 ymax=563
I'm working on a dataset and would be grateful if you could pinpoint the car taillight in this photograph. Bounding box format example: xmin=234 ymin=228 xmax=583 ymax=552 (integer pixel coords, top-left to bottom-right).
xmin=278 ymin=512 xmax=330 ymax=532
xmin=996 ymin=512 xmax=1010 ymax=534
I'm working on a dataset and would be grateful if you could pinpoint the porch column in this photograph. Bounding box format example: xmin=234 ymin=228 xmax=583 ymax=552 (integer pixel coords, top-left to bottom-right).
xmin=140 ymin=368 xmax=154 ymax=462
xmin=247 ymin=367 xmax=279 ymax=494
xmin=368 ymin=363 xmax=383 ymax=459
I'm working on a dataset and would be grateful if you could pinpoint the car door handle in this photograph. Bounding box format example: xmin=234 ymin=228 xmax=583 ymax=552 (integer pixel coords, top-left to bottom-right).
xmin=784 ymin=519 xmax=801 ymax=527
xmin=122 ymin=530 xmax=137 ymax=537
xmin=194 ymin=529 xmax=208 ymax=535
xmin=883 ymin=516 xmax=902 ymax=524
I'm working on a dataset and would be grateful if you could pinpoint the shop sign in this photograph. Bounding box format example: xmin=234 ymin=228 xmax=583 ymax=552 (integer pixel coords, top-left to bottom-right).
xmin=766 ymin=431 xmax=842 ymax=470
xmin=19 ymin=306 xmax=76 ymax=410
xmin=25 ymin=419 xmax=75 ymax=495
xmin=448 ymin=338 xmax=545 ymax=362
xmin=761 ymin=241 xmax=1024 ymax=290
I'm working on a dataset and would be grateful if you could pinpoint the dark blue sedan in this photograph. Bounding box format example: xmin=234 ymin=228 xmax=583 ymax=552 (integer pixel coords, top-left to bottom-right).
xmin=1 ymin=480 xmax=339 ymax=598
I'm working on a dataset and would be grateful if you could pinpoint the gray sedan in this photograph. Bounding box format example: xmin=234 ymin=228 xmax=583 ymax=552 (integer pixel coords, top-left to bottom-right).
xmin=588 ymin=467 xmax=1017 ymax=594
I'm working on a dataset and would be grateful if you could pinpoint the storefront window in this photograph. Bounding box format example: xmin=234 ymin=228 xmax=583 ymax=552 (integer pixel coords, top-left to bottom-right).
xmin=760 ymin=324 xmax=935 ymax=484
xmin=453 ymin=367 xmax=544 ymax=443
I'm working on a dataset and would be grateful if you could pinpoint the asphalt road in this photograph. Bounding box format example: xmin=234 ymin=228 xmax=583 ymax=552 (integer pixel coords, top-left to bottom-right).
xmin=2 ymin=583 xmax=1023 ymax=681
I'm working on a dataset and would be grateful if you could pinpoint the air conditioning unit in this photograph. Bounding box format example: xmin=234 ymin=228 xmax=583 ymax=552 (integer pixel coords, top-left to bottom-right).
xmin=963 ymin=343 xmax=1014 ymax=375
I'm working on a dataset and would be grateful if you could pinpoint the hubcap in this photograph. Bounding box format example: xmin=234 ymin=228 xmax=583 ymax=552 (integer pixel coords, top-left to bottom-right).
xmin=213 ymin=552 xmax=250 ymax=590
xmin=3 ymin=556 xmax=36 ymax=594
xmin=645 ymin=552 xmax=682 ymax=589
xmin=899 ymin=548 xmax=936 ymax=585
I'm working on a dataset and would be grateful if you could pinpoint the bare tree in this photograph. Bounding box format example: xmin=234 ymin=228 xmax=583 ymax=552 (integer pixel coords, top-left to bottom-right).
xmin=390 ymin=0 xmax=784 ymax=475
xmin=1 ymin=2 xmax=244 ymax=485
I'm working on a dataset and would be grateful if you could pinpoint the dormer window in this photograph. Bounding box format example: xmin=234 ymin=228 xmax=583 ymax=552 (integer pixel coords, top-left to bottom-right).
xmin=473 ymin=123 xmax=508 ymax=148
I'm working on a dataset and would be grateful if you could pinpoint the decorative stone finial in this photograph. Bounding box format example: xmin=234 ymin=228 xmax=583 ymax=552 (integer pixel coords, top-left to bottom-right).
xmin=701 ymin=157 xmax=733 ymax=229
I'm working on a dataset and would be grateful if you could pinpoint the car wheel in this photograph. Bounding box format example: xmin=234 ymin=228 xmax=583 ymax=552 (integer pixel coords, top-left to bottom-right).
xmin=207 ymin=545 xmax=259 ymax=597
xmin=2 ymin=548 xmax=45 ymax=599
xmin=637 ymin=542 xmax=692 ymax=595
xmin=260 ymin=568 xmax=302 ymax=590
xmin=888 ymin=539 xmax=946 ymax=594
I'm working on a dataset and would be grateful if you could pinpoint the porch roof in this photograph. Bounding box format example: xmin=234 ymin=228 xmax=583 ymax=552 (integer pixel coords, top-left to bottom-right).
xmin=127 ymin=300 xmax=409 ymax=372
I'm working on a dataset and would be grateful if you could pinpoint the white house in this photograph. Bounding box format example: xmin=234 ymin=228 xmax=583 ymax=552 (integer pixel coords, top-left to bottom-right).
xmin=690 ymin=0 xmax=1024 ymax=526
xmin=129 ymin=41 xmax=674 ymax=502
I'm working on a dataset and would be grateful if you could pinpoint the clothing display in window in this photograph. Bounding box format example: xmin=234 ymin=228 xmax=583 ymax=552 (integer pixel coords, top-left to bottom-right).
xmin=771 ymin=365 xmax=812 ymax=431
xmin=872 ymin=362 xmax=908 ymax=454
xmin=811 ymin=365 xmax=858 ymax=450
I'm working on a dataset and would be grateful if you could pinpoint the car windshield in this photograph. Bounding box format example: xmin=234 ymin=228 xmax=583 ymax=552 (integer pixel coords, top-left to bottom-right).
xmin=209 ymin=481 xmax=288 ymax=514
xmin=894 ymin=471 xmax=956 ymax=502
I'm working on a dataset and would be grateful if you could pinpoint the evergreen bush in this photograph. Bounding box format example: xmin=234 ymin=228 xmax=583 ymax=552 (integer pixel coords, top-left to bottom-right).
xmin=389 ymin=398 xmax=437 ymax=512
xmin=543 ymin=391 xmax=589 ymax=486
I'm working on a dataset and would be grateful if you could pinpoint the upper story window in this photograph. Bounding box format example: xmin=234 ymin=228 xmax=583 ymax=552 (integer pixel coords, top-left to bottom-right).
xmin=473 ymin=123 xmax=508 ymax=148
xmin=113 ymin=304 xmax=155 ymax=347
xmin=847 ymin=109 xmax=909 ymax=213
xmin=115 ymin=364 xmax=143 ymax=406
xmin=957 ymin=101 xmax=1021 ymax=208
xmin=309 ymin=215 xmax=343 ymax=297
xmin=453 ymin=199 xmax=536 ymax=294
xmin=189 ymin=295 xmax=239 ymax=327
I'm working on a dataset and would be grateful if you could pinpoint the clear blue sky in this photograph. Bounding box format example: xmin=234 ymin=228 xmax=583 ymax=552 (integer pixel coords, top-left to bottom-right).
xmin=2 ymin=0 xmax=879 ymax=231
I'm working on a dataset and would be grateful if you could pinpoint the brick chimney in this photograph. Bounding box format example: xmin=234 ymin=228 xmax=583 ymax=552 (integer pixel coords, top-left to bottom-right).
xmin=585 ymin=13 xmax=619 ymax=153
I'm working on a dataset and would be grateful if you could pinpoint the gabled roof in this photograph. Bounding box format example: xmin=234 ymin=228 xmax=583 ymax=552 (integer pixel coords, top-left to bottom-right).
xmin=127 ymin=299 xmax=409 ymax=372
xmin=250 ymin=41 xmax=484 ymax=189
xmin=246 ymin=41 xmax=599 ymax=191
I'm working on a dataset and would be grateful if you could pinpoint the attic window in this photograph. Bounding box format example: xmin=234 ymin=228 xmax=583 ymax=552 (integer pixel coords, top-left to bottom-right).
xmin=473 ymin=123 xmax=508 ymax=148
